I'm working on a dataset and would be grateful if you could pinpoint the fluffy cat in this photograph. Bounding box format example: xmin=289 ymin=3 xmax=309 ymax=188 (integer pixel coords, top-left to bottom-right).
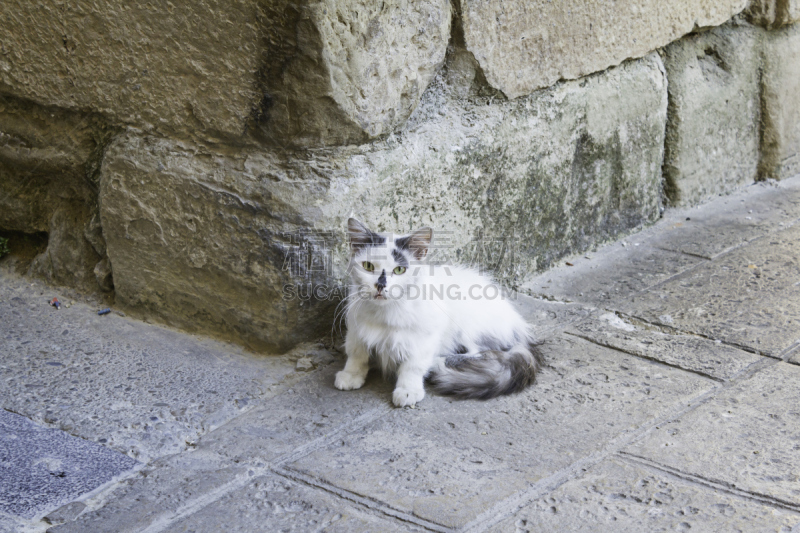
xmin=335 ymin=218 xmax=543 ymax=407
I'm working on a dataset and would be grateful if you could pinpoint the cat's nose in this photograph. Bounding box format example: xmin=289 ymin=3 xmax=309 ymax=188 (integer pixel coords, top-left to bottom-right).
xmin=375 ymin=270 xmax=387 ymax=292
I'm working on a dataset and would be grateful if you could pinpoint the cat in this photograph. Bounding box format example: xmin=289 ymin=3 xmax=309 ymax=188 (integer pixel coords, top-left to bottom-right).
xmin=335 ymin=218 xmax=543 ymax=407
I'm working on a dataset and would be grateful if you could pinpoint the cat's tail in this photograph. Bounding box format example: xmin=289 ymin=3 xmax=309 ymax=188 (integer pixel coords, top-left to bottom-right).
xmin=426 ymin=337 xmax=544 ymax=400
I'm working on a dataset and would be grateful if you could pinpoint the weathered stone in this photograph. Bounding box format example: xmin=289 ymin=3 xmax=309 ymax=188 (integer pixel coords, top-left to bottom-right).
xmin=520 ymin=243 xmax=702 ymax=308
xmin=0 ymin=409 xmax=139 ymax=520
xmin=570 ymin=314 xmax=762 ymax=381
xmin=746 ymin=0 xmax=800 ymax=28
xmin=625 ymin=362 xmax=800 ymax=507
xmin=257 ymin=0 xmax=451 ymax=147
xmin=288 ymin=335 xmax=713 ymax=529
xmin=618 ymin=223 xmax=800 ymax=358
xmin=759 ymin=22 xmax=800 ymax=181
xmin=651 ymin=177 xmax=800 ymax=259
xmin=195 ymin=364 xmax=391 ymax=464
xmin=0 ymin=0 xmax=449 ymax=147
xmin=0 ymin=94 xmax=112 ymax=291
xmin=459 ymin=0 xmax=747 ymax=98
xmin=48 ymin=451 xmax=249 ymax=533
xmin=491 ymin=458 xmax=800 ymax=532
xmin=0 ymin=273 xmax=298 ymax=461
xmin=522 ymin=178 xmax=800 ymax=305
xmin=49 ymin=365 xmax=391 ymax=533
xmin=0 ymin=1 xmax=261 ymax=143
xmin=164 ymin=473 xmax=409 ymax=533
xmin=662 ymin=21 xmax=760 ymax=207
xmin=99 ymin=54 xmax=667 ymax=349
xmin=514 ymin=294 xmax=592 ymax=340
xmin=93 ymin=256 xmax=114 ymax=292
xmin=43 ymin=502 xmax=87 ymax=526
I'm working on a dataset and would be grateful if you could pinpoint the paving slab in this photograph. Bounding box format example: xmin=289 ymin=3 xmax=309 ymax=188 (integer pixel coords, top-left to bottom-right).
xmin=652 ymin=178 xmax=800 ymax=259
xmin=618 ymin=223 xmax=800 ymax=357
xmin=49 ymin=366 xmax=392 ymax=533
xmin=287 ymin=335 xmax=714 ymax=529
xmin=624 ymin=362 xmax=800 ymax=508
xmin=570 ymin=314 xmax=763 ymax=381
xmin=522 ymin=244 xmax=702 ymax=308
xmin=521 ymin=177 xmax=800 ymax=309
xmin=0 ymin=409 xmax=139 ymax=520
xmin=48 ymin=450 xmax=249 ymax=533
xmin=513 ymin=295 xmax=593 ymax=340
xmin=490 ymin=457 xmax=800 ymax=532
xmin=0 ymin=273 xmax=300 ymax=461
xmin=196 ymin=364 xmax=393 ymax=464
xmin=163 ymin=473 xmax=419 ymax=533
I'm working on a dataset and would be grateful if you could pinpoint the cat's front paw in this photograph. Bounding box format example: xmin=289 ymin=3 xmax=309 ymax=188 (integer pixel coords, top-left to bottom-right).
xmin=335 ymin=370 xmax=366 ymax=391
xmin=392 ymin=386 xmax=425 ymax=407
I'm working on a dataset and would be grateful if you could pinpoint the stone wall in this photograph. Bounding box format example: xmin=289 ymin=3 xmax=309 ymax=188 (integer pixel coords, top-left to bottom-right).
xmin=1 ymin=1 xmax=800 ymax=352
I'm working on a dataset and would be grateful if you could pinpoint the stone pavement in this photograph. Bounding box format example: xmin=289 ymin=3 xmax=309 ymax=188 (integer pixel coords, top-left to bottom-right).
xmin=2 ymin=177 xmax=800 ymax=532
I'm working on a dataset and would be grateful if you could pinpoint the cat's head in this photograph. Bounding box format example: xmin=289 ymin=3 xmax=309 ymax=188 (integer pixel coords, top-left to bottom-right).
xmin=347 ymin=218 xmax=432 ymax=303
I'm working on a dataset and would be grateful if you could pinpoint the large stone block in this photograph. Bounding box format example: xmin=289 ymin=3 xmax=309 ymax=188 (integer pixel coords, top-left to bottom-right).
xmin=257 ymin=0 xmax=451 ymax=147
xmin=0 ymin=94 xmax=113 ymax=291
xmin=746 ymin=0 xmax=800 ymax=28
xmin=760 ymin=22 xmax=800 ymax=180
xmin=661 ymin=21 xmax=760 ymax=206
xmin=0 ymin=0 xmax=450 ymax=147
xmin=99 ymin=54 xmax=666 ymax=350
xmin=459 ymin=0 xmax=748 ymax=98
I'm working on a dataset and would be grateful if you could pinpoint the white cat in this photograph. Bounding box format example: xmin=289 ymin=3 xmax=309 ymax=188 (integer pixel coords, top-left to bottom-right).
xmin=335 ymin=218 xmax=543 ymax=407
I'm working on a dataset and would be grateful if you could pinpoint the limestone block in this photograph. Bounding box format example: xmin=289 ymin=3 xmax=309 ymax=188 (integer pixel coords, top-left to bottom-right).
xmin=662 ymin=21 xmax=760 ymax=206
xmin=99 ymin=54 xmax=666 ymax=350
xmin=760 ymin=23 xmax=800 ymax=180
xmin=0 ymin=0 xmax=450 ymax=147
xmin=257 ymin=0 xmax=451 ymax=146
xmin=746 ymin=0 xmax=800 ymax=28
xmin=0 ymin=94 xmax=111 ymax=290
xmin=460 ymin=0 xmax=748 ymax=98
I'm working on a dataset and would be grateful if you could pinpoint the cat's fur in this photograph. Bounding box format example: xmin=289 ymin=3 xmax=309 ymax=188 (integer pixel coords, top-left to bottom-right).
xmin=335 ymin=218 xmax=543 ymax=407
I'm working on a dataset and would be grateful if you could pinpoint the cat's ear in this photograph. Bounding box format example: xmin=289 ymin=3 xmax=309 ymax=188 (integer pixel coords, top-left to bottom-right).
xmin=348 ymin=218 xmax=384 ymax=252
xmin=397 ymin=227 xmax=433 ymax=260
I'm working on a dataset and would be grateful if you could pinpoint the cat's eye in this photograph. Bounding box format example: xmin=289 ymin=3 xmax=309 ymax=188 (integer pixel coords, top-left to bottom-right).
xmin=362 ymin=261 xmax=375 ymax=272
xmin=393 ymin=266 xmax=407 ymax=275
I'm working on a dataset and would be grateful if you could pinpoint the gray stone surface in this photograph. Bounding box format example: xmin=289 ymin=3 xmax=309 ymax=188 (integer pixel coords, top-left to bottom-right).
xmin=520 ymin=243 xmax=702 ymax=308
xmin=195 ymin=364 xmax=391 ymax=464
xmin=618 ymin=223 xmax=800 ymax=357
xmin=459 ymin=0 xmax=746 ymax=98
xmin=760 ymin=22 xmax=800 ymax=181
xmin=48 ymin=451 xmax=249 ymax=533
xmin=0 ymin=272 xmax=300 ymax=461
xmin=288 ymin=336 xmax=713 ymax=529
xmin=625 ymin=362 xmax=800 ymax=508
xmin=514 ymin=295 xmax=593 ymax=340
xmin=662 ymin=21 xmax=760 ymax=207
xmin=49 ymin=366 xmax=390 ymax=533
xmin=6 ymin=164 xmax=800 ymax=533
xmin=164 ymin=473 xmax=416 ymax=533
xmin=652 ymin=178 xmax=800 ymax=259
xmin=491 ymin=457 xmax=800 ymax=532
xmin=99 ymin=54 xmax=667 ymax=350
xmin=0 ymin=409 xmax=139 ymax=520
xmin=43 ymin=501 xmax=86 ymax=526
xmin=570 ymin=314 xmax=762 ymax=381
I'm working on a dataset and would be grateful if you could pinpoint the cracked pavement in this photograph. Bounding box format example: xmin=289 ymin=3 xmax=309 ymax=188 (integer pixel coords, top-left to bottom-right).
xmin=2 ymin=177 xmax=800 ymax=532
